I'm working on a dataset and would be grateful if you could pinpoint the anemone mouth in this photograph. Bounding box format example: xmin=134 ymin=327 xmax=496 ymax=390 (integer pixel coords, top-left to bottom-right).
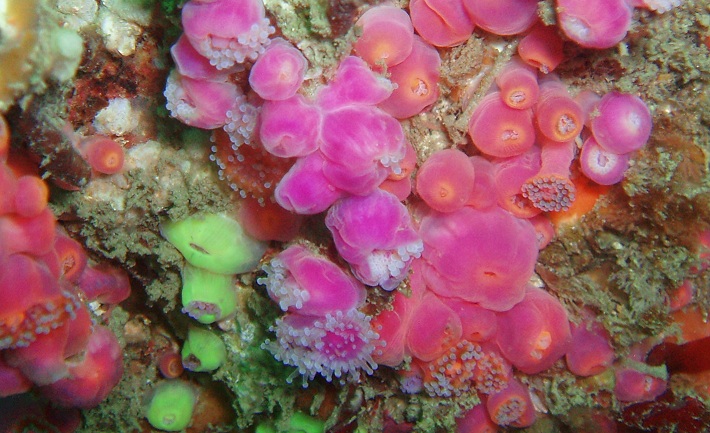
xmin=188 ymin=242 xmax=210 ymax=255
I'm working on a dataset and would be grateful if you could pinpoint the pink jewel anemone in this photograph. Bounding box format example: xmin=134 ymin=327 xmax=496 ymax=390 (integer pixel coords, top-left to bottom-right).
xmin=264 ymin=310 xmax=380 ymax=386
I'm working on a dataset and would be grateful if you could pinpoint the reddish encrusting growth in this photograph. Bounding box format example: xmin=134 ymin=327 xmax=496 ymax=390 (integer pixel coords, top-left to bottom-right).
xmin=211 ymin=128 xmax=294 ymax=202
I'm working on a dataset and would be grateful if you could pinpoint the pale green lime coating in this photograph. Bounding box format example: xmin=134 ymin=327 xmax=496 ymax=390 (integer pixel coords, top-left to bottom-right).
xmin=255 ymin=411 xmax=325 ymax=433
xmin=144 ymin=380 xmax=196 ymax=432
xmin=161 ymin=213 xmax=267 ymax=275
xmin=289 ymin=411 xmax=325 ymax=433
xmin=181 ymin=325 xmax=227 ymax=372
xmin=182 ymin=264 xmax=237 ymax=324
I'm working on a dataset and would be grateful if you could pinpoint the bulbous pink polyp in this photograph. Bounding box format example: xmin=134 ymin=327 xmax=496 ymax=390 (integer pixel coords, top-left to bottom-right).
xmin=353 ymin=4 xmax=414 ymax=68
xmin=248 ymin=38 xmax=308 ymax=101
xmin=419 ymin=207 xmax=538 ymax=311
xmin=275 ymin=152 xmax=346 ymax=215
xmin=494 ymin=57 xmax=539 ymax=110
xmin=565 ymin=321 xmax=615 ymax=376
xmin=614 ymin=367 xmax=667 ymax=402
xmin=163 ymin=71 xmax=241 ymax=129
xmin=415 ymin=148 xmax=475 ymax=213
xmin=39 ymin=326 xmax=123 ymax=409
xmin=590 ymin=91 xmax=652 ymax=154
xmin=556 ymin=0 xmax=633 ymax=49
xmin=316 ymin=56 xmax=394 ymax=109
xmin=258 ymin=244 xmax=366 ymax=316
xmin=181 ymin=0 xmax=273 ymax=69
xmin=319 ymin=105 xmax=406 ymax=195
xmin=468 ymin=92 xmax=535 ymax=158
xmin=259 ymin=95 xmax=321 ymax=158
xmin=409 ymin=0 xmax=474 ymax=47
xmin=579 ymin=136 xmax=631 ymax=185
xmin=325 ymin=189 xmax=422 ymax=290
xmin=406 ymin=291 xmax=462 ymax=362
xmin=462 ymin=0 xmax=539 ymax=36
xmin=378 ymin=36 xmax=441 ymax=119
xmin=495 ymin=287 xmax=572 ymax=374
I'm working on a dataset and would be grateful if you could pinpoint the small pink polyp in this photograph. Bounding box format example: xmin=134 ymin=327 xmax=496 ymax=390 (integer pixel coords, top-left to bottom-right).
xmin=170 ymin=34 xmax=234 ymax=81
xmin=468 ymin=92 xmax=536 ymax=157
xmin=181 ymin=0 xmax=274 ymax=69
xmin=274 ymin=152 xmax=346 ymax=215
xmin=494 ymin=57 xmax=539 ymax=110
xmin=614 ymin=367 xmax=667 ymax=402
xmin=535 ymin=80 xmax=584 ymax=143
xmin=378 ymin=36 xmax=441 ymax=119
xmin=353 ymin=4 xmax=414 ymax=68
xmin=566 ymin=321 xmax=615 ymax=376
xmin=406 ymin=291 xmax=463 ymax=362
xmin=316 ymin=56 xmax=394 ymax=109
xmin=517 ymin=24 xmax=565 ymax=74
xmin=556 ymin=0 xmax=633 ymax=49
xmin=249 ymin=38 xmax=308 ymax=101
xmin=415 ymin=148 xmax=475 ymax=213
xmin=495 ymin=287 xmax=572 ymax=374
xmin=163 ymin=71 xmax=241 ymax=129
xmin=463 ymin=0 xmax=539 ymax=36
xmin=590 ymin=91 xmax=653 ymax=154
xmin=409 ymin=0 xmax=474 ymax=47
xmin=579 ymin=136 xmax=631 ymax=185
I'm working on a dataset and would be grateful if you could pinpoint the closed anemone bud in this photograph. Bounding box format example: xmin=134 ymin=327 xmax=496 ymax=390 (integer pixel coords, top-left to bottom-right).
xmin=468 ymin=92 xmax=536 ymax=157
xmin=353 ymin=4 xmax=414 ymax=68
xmin=556 ymin=0 xmax=633 ymax=49
xmin=565 ymin=321 xmax=615 ymax=377
xmin=495 ymin=287 xmax=572 ymax=374
xmin=378 ymin=36 xmax=441 ymax=119
xmin=415 ymin=148 xmax=475 ymax=213
xmin=579 ymin=136 xmax=631 ymax=185
xmin=158 ymin=350 xmax=184 ymax=379
xmin=517 ymin=24 xmax=565 ymax=74
xmin=462 ymin=0 xmax=538 ymax=36
xmin=79 ymin=136 xmax=125 ymax=175
xmin=14 ymin=175 xmax=49 ymax=217
xmin=590 ymin=91 xmax=652 ymax=154
xmin=54 ymin=230 xmax=88 ymax=283
xmin=456 ymin=403 xmax=497 ymax=433
xmin=181 ymin=325 xmax=226 ymax=372
xmin=535 ymin=80 xmax=584 ymax=143
xmin=248 ymin=38 xmax=308 ymax=101
xmin=409 ymin=0 xmax=474 ymax=47
xmin=144 ymin=380 xmax=196 ymax=432
xmin=494 ymin=57 xmax=539 ymax=110
xmin=614 ymin=367 xmax=667 ymax=402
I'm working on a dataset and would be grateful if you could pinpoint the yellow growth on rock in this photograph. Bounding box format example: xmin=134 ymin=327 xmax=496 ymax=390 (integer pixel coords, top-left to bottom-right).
xmin=0 ymin=0 xmax=40 ymax=111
